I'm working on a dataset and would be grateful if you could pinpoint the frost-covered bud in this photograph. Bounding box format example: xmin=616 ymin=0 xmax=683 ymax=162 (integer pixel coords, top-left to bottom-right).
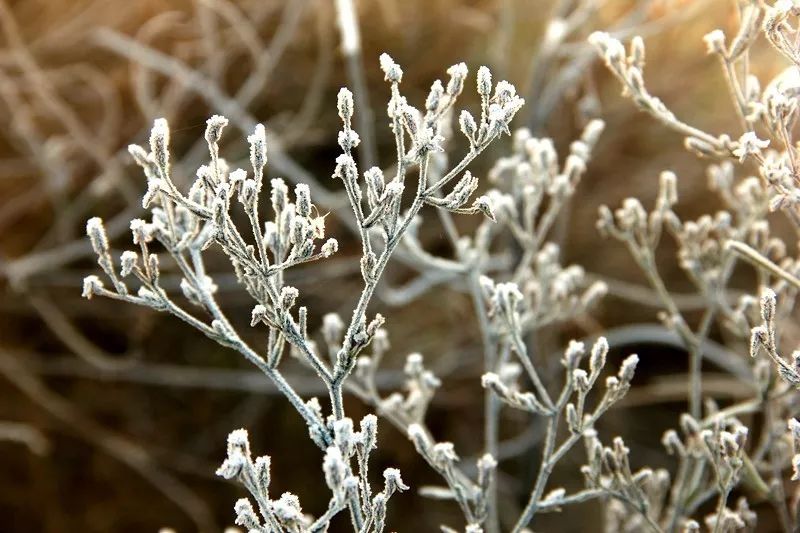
xmin=254 ymin=455 xmax=271 ymax=494
xmin=86 ymin=217 xmax=109 ymax=256
xmin=333 ymin=417 xmax=355 ymax=456
xmin=425 ymin=79 xmax=444 ymax=112
xmin=142 ymin=180 xmax=160 ymax=209
xmin=732 ymin=131 xmax=769 ymax=163
xmin=750 ymin=325 xmax=769 ymax=356
xmin=481 ymin=372 xmax=506 ymax=395
xmin=149 ymin=118 xmax=170 ymax=170
xmin=760 ymin=288 xmax=776 ymax=326
xmin=581 ymin=281 xmax=608 ymax=309
xmin=477 ymin=453 xmax=497 ymax=492
xmin=251 ymin=304 xmax=268 ymax=327
xmin=628 ymin=35 xmax=645 ymax=66
xmin=493 ymin=80 xmax=517 ymax=104
xmin=459 ymin=110 xmax=478 ymax=142
xmin=563 ymin=340 xmax=585 ymax=369
xmin=662 ymin=429 xmax=685 ymax=456
xmin=432 ymin=442 xmax=459 ymax=467
xmin=379 ymin=53 xmax=403 ymax=83
xmin=291 ymin=235 xmax=313 ymax=259
xmin=280 ymin=286 xmax=299 ymax=310
xmin=617 ymin=198 xmax=647 ymax=231
xmin=383 ymin=468 xmax=409 ymax=496
xmin=580 ymin=120 xmax=605 ymax=149
xmin=270 ymin=178 xmax=289 ymax=214
xmin=447 ymin=171 xmax=478 ymax=208
xmin=228 ymin=168 xmax=247 ymax=189
xmin=493 ymin=282 xmax=523 ymax=321
xmin=680 ymin=413 xmax=701 ymax=436
xmin=732 ymin=425 xmax=748 ymax=451
xmin=216 ymin=429 xmax=251 ymax=479
xmin=364 ymin=166 xmax=385 ymax=204
xmin=323 ymin=446 xmax=348 ymax=495
xmin=333 ymin=153 xmax=357 ymax=182
xmin=321 ymin=238 xmax=338 ymax=257
xmin=565 ymin=403 xmax=579 ymax=432
xmin=720 ymin=431 xmax=740 ymax=457
xmin=404 ymin=352 xmax=424 ymax=376
xmin=366 ymin=313 xmax=384 ymax=338
xmin=257 ymin=222 xmax=276 ymax=252
xmin=411 ymin=127 xmax=444 ymax=158
xmin=82 ymin=275 xmax=103 ymax=299
xmin=596 ymin=205 xmax=615 ymax=237
xmin=473 ymin=195 xmax=496 ymax=221
xmin=563 ymin=154 xmax=586 ymax=185
xmin=446 ymin=62 xmax=468 ymax=96
xmin=407 ymin=423 xmax=432 ymax=454
xmin=295 ymin=184 xmax=312 ymax=218
xmin=205 ymin=115 xmax=228 ymax=146
xmin=247 ymin=124 xmax=267 ymax=175
xmin=212 ymin=196 xmax=227 ymax=231
xmin=588 ymin=31 xmax=625 ymax=66
xmin=658 ymin=171 xmax=678 ymax=207
xmin=337 ymin=87 xmax=354 ymax=123
xmin=128 ymin=143 xmax=152 ymax=169
xmin=273 ymin=493 xmax=303 ymax=525
xmin=120 ymin=251 xmax=138 ymax=277
xmin=572 ymin=369 xmax=591 ymax=392
xmin=195 ymin=165 xmax=215 ymax=190
xmin=359 ymin=414 xmax=378 ymax=452
xmin=239 ymin=179 xmax=257 ymax=210
xmin=703 ymin=29 xmax=726 ymax=55
xmin=233 ymin=498 xmax=260 ymax=530
xmin=590 ymin=337 xmax=608 ymax=376
xmin=477 ymin=66 xmax=492 ymax=96
xmin=338 ymin=129 xmax=361 ymax=151
xmin=361 ymin=250 xmax=377 ymax=280
xmin=618 ymin=354 xmax=639 ymax=385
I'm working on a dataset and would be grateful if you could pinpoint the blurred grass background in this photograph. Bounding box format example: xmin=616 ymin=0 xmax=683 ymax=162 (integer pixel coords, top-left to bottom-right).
xmin=0 ymin=0 xmax=789 ymax=531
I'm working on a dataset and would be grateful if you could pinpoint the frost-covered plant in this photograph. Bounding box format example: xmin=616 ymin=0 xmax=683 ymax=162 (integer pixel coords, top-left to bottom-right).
xmin=83 ymin=53 xmax=543 ymax=530
xmin=81 ymin=42 xmax=645 ymax=530
xmin=585 ymin=1 xmax=800 ymax=531
xmin=78 ymin=2 xmax=800 ymax=531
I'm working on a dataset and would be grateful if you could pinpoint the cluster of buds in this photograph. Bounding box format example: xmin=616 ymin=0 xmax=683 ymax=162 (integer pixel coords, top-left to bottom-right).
xmin=764 ymin=1 xmax=800 ymax=67
xmin=750 ymin=288 xmax=800 ymax=387
xmin=520 ymin=243 xmax=607 ymax=329
xmin=481 ymin=366 xmax=551 ymax=415
xmin=489 ymin=120 xmax=603 ymax=205
xmin=479 ymin=277 xmax=525 ymax=330
xmin=85 ymin=118 xmax=339 ymax=345
xmin=216 ymin=418 xmax=406 ymax=533
xmin=582 ymin=433 xmax=670 ymax=528
xmin=456 ymin=66 xmax=525 ymax=147
xmin=216 ymin=429 xmax=310 ymax=531
xmin=589 ymin=31 xmax=736 ymax=158
xmin=597 ymin=171 xmax=680 ymax=255
xmin=662 ymin=413 xmax=754 ymax=531
xmin=379 ymin=352 xmax=441 ymax=425
xmin=407 ymin=424 xmax=497 ymax=528
xmin=703 ymin=498 xmax=757 ymax=533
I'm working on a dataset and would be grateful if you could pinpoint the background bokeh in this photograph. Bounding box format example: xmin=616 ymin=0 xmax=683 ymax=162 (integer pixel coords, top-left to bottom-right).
xmin=0 ymin=0 xmax=787 ymax=531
